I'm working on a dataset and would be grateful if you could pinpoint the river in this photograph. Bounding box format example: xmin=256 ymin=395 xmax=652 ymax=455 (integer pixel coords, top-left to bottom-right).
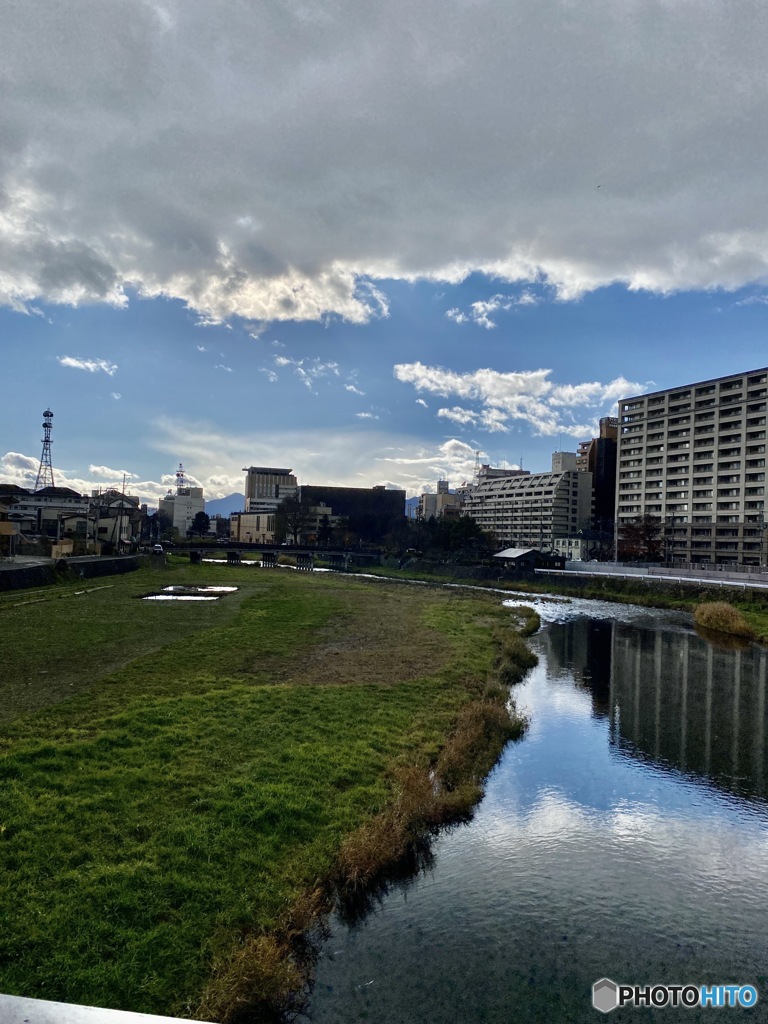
xmin=300 ymin=595 xmax=768 ymax=1023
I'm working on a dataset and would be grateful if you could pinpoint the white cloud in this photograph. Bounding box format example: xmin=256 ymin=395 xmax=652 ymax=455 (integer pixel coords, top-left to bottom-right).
xmin=57 ymin=356 xmax=118 ymax=376
xmin=395 ymin=361 xmax=647 ymax=437
xmin=446 ymin=292 xmax=542 ymax=328
xmin=345 ymin=383 xmax=366 ymax=396
xmin=4 ymin=2 xmax=768 ymax=323
xmin=111 ymin=392 xmax=121 ymax=400
xmin=356 ymin=411 xmax=379 ymax=420
xmin=149 ymin=417 xmax=487 ymax=496
xmin=445 ymin=308 xmax=469 ymax=325
xmin=196 ymin=344 xmax=207 ymax=351
xmin=215 ymin=363 xmax=232 ymax=372
xmin=88 ymin=464 xmax=138 ymax=480
xmin=437 ymin=406 xmax=479 ymax=426
xmin=273 ymin=355 xmax=341 ymax=392
xmin=415 ymin=398 xmax=428 ymax=408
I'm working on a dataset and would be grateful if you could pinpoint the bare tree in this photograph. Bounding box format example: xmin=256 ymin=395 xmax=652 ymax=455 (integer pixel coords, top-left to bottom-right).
xmin=275 ymin=494 xmax=315 ymax=545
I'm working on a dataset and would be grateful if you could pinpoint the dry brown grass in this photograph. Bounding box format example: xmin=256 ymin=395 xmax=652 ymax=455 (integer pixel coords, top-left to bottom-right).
xmin=693 ymin=601 xmax=755 ymax=639
xmin=285 ymin=584 xmax=448 ymax=687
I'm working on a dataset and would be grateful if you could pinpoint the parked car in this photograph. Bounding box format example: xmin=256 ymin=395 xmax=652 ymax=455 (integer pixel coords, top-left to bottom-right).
xmin=152 ymin=543 xmax=164 ymax=554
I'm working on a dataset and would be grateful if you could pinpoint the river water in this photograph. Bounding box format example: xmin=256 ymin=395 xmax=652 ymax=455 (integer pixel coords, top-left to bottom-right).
xmin=300 ymin=596 xmax=768 ymax=1023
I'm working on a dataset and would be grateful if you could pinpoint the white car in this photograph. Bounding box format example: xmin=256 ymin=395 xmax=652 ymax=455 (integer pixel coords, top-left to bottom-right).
xmin=152 ymin=544 xmax=164 ymax=554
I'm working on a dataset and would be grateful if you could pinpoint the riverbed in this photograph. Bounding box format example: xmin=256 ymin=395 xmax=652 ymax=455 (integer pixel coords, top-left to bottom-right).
xmin=301 ymin=596 xmax=768 ymax=1023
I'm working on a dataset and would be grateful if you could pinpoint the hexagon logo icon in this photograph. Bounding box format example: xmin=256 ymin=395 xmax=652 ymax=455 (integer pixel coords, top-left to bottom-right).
xmin=593 ymin=978 xmax=619 ymax=1013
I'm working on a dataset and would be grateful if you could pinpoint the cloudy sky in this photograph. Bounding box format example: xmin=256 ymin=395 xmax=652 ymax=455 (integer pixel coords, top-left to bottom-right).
xmin=3 ymin=0 xmax=768 ymax=504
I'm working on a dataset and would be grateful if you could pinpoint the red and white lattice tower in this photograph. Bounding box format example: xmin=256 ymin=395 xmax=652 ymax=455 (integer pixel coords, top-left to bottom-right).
xmin=34 ymin=409 xmax=55 ymax=491
xmin=175 ymin=462 xmax=186 ymax=491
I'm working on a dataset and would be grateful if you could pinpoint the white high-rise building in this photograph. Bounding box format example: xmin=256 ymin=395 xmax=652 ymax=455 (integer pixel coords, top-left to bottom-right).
xmin=617 ymin=368 xmax=768 ymax=564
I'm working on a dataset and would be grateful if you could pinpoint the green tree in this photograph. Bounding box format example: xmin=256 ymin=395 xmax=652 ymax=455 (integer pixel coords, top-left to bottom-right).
xmin=191 ymin=511 xmax=210 ymax=537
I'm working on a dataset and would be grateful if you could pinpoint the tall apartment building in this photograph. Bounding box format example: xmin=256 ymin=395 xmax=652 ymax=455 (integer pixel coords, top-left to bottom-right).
xmin=617 ymin=368 xmax=768 ymax=565
xmin=462 ymin=454 xmax=592 ymax=549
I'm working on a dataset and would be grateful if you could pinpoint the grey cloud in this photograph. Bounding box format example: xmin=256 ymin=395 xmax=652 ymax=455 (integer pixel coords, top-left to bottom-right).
xmin=3 ymin=1 xmax=768 ymax=321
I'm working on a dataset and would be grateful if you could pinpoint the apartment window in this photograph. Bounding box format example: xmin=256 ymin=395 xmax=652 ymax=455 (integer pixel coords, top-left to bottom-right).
xmin=748 ymin=374 xmax=768 ymax=385
xmin=720 ymin=379 xmax=744 ymax=391
xmin=648 ymin=396 xmax=666 ymax=405
xmin=695 ymin=398 xmax=716 ymax=409
xmin=717 ymin=501 xmax=740 ymax=510
xmin=746 ymin=487 xmax=765 ymax=495
xmin=746 ymin=500 xmax=765 ymax=509
xmin=747 ymin=459 xmax=766 ymax=468
xmin=670 ymin=390 xmax=691 ymax=401
xmin=746 ymin=473 xmax=765 ymax=481
xmin=696 ymin=385 xmax=717 ymax=395
xmin=693 ymin=489 xmax=713 ymax=497
xmin=717 ymin=515 xmax=740 ymax=523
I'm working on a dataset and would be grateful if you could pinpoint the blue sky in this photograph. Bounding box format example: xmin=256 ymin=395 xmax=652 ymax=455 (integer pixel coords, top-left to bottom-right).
xmin=2 ymin=2 xmax=768 ymax=503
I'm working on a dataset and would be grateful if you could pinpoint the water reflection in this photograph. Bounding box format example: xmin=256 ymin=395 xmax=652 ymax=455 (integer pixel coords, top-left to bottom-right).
xmin=540 ymin=619 xmax=768 ymax=801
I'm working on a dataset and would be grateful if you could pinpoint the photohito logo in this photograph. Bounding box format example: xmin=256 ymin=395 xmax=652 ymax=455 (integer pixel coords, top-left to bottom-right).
xmin=592 ymin=978 xmax=759 ymax=1013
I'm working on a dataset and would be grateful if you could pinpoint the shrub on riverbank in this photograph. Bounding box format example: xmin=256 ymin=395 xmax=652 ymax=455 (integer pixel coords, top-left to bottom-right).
xmin=693 ymin=601 xmax=755 ymax=639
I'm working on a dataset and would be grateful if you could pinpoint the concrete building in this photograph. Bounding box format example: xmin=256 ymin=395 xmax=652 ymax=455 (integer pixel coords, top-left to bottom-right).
xmin=243 ymin=467 xmax=298 ymax=513
xmin=617 ymin=368 xmax=768 ymax=565
xmin=300 ymin=484 xmax=405 ymax=542
xmin=462 ymin=454 xmax=593 ymax=550
xmin=230 ymin=510 xmax=277 ymax=545
xmin=418 ymin=480 xmax=460 ymax=520
xmin=576 ymin=416 xmax=618 ymax=524
xmin=158 ymin=464 xmax=204 ymax=537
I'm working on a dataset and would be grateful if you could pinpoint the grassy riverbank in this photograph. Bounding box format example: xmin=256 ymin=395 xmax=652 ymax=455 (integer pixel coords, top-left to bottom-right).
xmin=0 ymin=562 xmax=532 ymax=1020
xmin=362 ymin=564 xmax=768 ymax=643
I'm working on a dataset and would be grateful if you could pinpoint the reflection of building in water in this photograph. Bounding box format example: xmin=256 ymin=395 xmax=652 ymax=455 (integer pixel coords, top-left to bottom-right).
xmin=609 ymin=623 xmax=767 ymax=800
xmin=542 ymin=617 xmax=768 ymax=801
xmin=540 ymin=619 xmax=613 ymax=716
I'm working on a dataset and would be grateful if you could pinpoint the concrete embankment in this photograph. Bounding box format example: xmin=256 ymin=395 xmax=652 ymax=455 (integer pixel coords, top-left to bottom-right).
xmin=0 ymin=555 xmax=142 ymax=592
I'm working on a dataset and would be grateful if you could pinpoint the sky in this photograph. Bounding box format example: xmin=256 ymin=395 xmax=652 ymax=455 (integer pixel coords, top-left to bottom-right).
xmin=2 ymin=0 xmax=768 ymax=504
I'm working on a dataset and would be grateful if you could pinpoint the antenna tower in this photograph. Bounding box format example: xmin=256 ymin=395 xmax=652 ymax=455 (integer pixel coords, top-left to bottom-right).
xmin=176 ymin=462 xmax=186 ymax=491
xmin=34 ymin=409 xmax=55 ymax=491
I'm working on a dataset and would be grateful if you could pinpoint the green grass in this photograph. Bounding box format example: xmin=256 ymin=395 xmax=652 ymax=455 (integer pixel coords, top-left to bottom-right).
xmin=0 ymin=562 xmax=530 ymax=1018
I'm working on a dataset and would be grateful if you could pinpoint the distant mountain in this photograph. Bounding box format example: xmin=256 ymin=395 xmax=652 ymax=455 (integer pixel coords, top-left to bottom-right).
xmin=405 ymin=496 xmax=420 ymax=518
xmin=205 ymin=492 xmax=245 ymax=517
